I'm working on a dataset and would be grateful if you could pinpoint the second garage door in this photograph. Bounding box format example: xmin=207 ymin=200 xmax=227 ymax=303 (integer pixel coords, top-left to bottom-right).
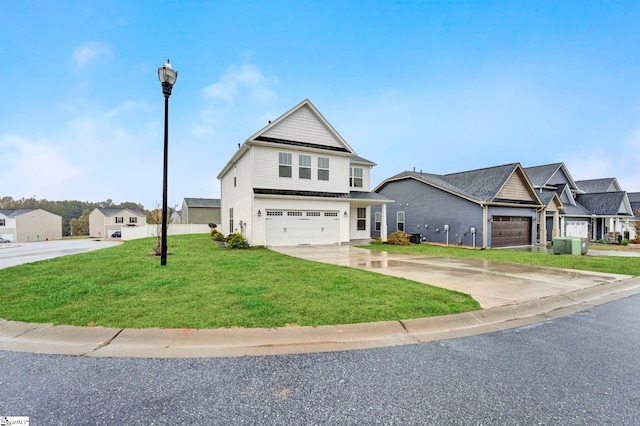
xmin=491 ymin=216 xmax=532 ymax=247
xmin=265 ymin=210 xmax=340 ymax=246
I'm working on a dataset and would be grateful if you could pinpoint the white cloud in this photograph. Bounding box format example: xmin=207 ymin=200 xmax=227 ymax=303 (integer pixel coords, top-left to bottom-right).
xmin=72 ymin=42 xmax=112 ymax=70
xmin=197 ymin=64 xmax=277 ymax=136
xmin=0 ymin=134 xmax=80 ymax=199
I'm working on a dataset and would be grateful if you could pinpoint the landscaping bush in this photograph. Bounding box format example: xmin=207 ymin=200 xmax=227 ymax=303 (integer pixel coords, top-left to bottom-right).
xmin=225 ymin=233 xmax=250 ymax=249
xmin=622 ymin=239 xmax=630 ymax=246
xmin=386 ymin=230 xmax=411 ymax=246
xmin=211 ymin=228 xmax=225 ymax=242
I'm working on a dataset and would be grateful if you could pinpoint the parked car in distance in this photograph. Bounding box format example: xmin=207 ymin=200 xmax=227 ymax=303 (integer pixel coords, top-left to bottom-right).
xmin=111 ymin=231 xmax=121 ymax=238
xmin=0 ymin=237 xmax=11 ymax=243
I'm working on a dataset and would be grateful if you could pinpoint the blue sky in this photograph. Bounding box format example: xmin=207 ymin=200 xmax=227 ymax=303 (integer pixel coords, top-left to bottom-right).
xmin=2 ymin=1 xmax=640 ymax=210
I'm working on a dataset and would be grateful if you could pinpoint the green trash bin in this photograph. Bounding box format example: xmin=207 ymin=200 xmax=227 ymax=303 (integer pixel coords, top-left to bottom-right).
xmin=570 ymin=238 xmax=582 ymax=255
xmin=552 ymin=237 xmax=568 ymax=254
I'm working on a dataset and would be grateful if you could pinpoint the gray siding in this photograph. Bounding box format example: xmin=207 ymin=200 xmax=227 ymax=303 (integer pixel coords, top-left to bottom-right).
xmin=372 ymin=179 xmax=484 ymax=246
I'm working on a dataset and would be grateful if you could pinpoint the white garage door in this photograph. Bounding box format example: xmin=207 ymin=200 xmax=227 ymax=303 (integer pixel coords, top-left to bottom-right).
xmin=565 ymin=221 xmax=588 ymax=238
xmin=265 ymin=210 xmax=340 ymax=246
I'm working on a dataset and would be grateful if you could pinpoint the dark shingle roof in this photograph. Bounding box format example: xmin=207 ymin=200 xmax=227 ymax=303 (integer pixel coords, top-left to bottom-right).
xmin=0 ymin=209 xmax=36 ymax=217
xmin=523 ymin=163 xmax=563 ymax=186
xmin=97 ymin=208 xmax=146 ymax=217
xmin=381 ymin=164 xmax=539 ymax=205
xmin=575 ymin=192 xmax=629 ymax=216
xmin=184 ymin=198 xmax=220 ymax=208
xmin=576 ymin=178 xmax=617 ymax=193
xmin=628 ymin=192 xmax=640 ymax=202
xmin=254 ymin=136 xmax=351 ymax=153
xmin=441 ymin=163 xmax=519 ymax=201
xmin=538 ymin=190 xmax=558 ymax=206
xmin=350 ymin=156 xmax=376 ymax=166
xmin=253 ymin=188 xmax=390 ymax=202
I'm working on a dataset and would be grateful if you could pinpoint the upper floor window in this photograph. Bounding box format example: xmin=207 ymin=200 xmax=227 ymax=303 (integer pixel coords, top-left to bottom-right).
xmin=299 ymin=154 xmax=311 ymax=179
xmin=0 ymin=219 xmax=5 ymax=226
xmin=318 ymin=157 xmax=329 ymax=181
xmin=129 ymin=217 xmax=137 ymax=224
xmin=115 ymin=217 xmax=124 ymax=224
xmin=279 ymin=152 xmax=292 ymax=178
xmin=350 ymin=167 xmax=363 ymax=188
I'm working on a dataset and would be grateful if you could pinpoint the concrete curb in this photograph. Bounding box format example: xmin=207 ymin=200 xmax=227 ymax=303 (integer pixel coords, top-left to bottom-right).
xmin=2 ymin=277 xmax=639 ymax=358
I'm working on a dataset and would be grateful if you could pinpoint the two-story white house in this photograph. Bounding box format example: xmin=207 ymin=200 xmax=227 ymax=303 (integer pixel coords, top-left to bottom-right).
xmin=217 ymin=99 xmax=392 ymax=246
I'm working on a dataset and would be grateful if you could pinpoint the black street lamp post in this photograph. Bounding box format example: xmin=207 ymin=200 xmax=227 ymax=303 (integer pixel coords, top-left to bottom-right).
xmin=158 ymin=59 xmax=178 ymax=266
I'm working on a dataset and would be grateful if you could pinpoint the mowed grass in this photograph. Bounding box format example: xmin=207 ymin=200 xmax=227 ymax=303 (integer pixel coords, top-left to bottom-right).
xmin=361 ymin=243 xmax=640 ymax=276
xmin=0 ymin=234 xmax=480 ymax=329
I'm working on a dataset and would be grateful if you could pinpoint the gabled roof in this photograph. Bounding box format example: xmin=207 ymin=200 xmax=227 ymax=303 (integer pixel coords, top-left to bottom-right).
xmin=0 ymin=209 xmax=37 ymax=218
xmin=523 ymin=162 xmax=581 ymax=192
xmin=576 ymin=178 xmax=621 ymax=193
xmin=575 ymin=191 xmax=632 ymax=216
xmin=95 ymin=207 xmax=146 ymax=217
xmin=628 ymin=192 xmax=640 ymax=203
xmin=538 ymin=190 xmax=564 ymax=210
xmin=376 ymin=163 xmax=543 ymax=206
xmin=218 ymin=99 xmax=356 ymax=179
xmin=183 ymin=198 xmax=220 ymax=208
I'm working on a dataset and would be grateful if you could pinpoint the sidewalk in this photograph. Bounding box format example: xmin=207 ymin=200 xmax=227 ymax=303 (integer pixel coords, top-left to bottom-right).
xmin=1 ymin=245 xmax=639 ymax=358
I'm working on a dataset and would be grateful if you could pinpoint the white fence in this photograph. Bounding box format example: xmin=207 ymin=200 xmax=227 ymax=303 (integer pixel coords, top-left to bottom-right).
xmin=121 ymin=224 xmax=211 ymax=240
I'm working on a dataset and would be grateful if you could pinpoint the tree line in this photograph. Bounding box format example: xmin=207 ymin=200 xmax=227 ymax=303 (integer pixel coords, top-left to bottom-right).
xmin=0 ymin=197 xmax=159 ymax=236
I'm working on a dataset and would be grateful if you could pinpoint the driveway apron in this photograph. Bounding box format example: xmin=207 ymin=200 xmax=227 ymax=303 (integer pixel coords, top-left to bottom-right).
xmin=270 ymin=245 xmax=630 ymax=308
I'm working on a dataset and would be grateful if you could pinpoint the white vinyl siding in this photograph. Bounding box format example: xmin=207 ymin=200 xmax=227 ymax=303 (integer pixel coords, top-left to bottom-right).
xmin=261 ymin=105 xmax=345 ymax=149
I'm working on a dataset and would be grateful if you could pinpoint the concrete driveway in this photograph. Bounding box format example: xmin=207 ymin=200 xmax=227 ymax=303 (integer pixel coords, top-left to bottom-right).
xmin=270 ymin=245 xmax=631 ymax=308
xmin=0 ymin=239 xmax=121 ymax=269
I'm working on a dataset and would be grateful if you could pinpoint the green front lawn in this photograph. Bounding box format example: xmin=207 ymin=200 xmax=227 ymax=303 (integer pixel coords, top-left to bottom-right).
xmin=0 ymin=235 xmax=480 ymax=329
xmin=361 ymin=243 xmax=640 ymax=276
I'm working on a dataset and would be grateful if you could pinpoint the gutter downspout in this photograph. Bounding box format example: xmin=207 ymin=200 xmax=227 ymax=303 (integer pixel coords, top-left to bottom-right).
xmin=482 ymin=203 xmax=488 ymax=249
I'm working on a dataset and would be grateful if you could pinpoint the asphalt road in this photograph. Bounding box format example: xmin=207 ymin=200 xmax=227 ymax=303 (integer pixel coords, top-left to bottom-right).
xmin=0 ymin=240 xmax=120 ymax=269
xmin=1 ymin=293 xmax=638 ymax=425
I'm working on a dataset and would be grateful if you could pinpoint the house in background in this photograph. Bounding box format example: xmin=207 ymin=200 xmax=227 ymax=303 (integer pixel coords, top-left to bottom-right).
xmin=0 ymin=209 xmax=63 ymax=242
xmin=372 ymin=163 xmax=544 ymax=248
xmin=628 ymin=192 xmax=640 ymax=240
xmin=181 ymin=198 xmax=221 ymax=225
xmin=170 ymin=210 xmax=182 ymax=224
xmin=89 ymin=208 xmax=147 ymax=238
xmin=217 ymin=99 xmax=392 ymax=246
xmin=524 ymin=163 xmax=634 ymax=241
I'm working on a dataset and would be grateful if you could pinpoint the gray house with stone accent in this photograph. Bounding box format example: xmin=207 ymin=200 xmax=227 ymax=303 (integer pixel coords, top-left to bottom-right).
xmin=372 ymin=163 xmax=544 ymax=248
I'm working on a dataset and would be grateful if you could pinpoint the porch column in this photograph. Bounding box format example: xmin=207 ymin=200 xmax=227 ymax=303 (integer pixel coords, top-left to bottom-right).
xmin=559 ymin=216 xmax=565 ymax=237
xmin=539 ymin=208 xmax=547 ymax=246
xmin=381 ymin=203 xmax=388 ymax=242
xmin=553 ymin=211 xmax=560 ymax=238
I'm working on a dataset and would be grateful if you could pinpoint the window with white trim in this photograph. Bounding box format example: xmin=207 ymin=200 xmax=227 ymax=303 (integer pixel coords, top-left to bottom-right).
xmin=397 ymin=211 xmax=405 ymax=232
xmin=229 ymin=208 xmax=234 ymax=233
xmin=0 ymin=219 xmax=5 ymax=226
xmin=318 ymin=157 xmax=329 ymax=181
xmin=115 ymin=217 xmax=124 ymax=224
xmin=129 ymin=217 xmax=137 ymax=224
xmin=350 ymin=167 xmax=363 ymax=188
xmin=375 ymin=212 xmax=381 ymax=231
xmin=357 ymin=207 xmax=367 ymax=231
xmin=299 ymin=154 xmax=311 ymax=179
xmin=279 ymin=152 xmax=292 ymax=178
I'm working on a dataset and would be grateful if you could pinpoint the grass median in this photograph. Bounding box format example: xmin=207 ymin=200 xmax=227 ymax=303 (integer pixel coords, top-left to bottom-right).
xmin=0 ymin=234 xmax=480 ymax=329
xmin=360 ymin=243 xmax=640 ymax=276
